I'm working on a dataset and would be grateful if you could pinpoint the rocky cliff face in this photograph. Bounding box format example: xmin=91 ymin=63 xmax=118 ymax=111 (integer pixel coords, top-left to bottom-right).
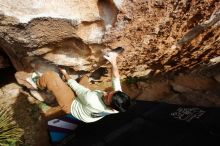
xmin=104 ymin=0 xmax=220 ymax=77
xmin=0 ymin=0 xmax=122 ymax=74
xmin=0 ymin=0 xmax=219 ymax=79
xmin=0 ymin=1 xmax=219 ymax=145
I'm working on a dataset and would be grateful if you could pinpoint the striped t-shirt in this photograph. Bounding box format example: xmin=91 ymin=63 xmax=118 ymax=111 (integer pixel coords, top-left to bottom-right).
xmin=68 ymin=77 xmax=121 ymax=123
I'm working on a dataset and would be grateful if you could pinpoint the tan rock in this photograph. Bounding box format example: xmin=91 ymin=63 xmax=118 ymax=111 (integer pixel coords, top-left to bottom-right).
xmin=214 ymin=74 xmax=220 ymax=83
xmin=76 ymin=21 xmax=105 ymax=44
xmin=15 ymin=71 xmax=34 ymax=89
xmin=0 ymin=0 xmax=109 ymax=72
xmin=136 ymin=81 xmax=171 ymax=101
xmin=0 ymin=89 xmax=3 ymax=97
xmin=170 ymin=81 xmax=193 ymax=93
xmin=0 ymin=0 xmax=100 ymax=24
xmin=113 ymin=0 xmax=124 ymax=10
xmin=210 ymin=56 xmax=220 ymax=63
xmin=121 ymin=83 xmax=142 ymax=99
xmin=173 ymin=75 xmax=217 ymax=91
xmin=0 ymin=83 xmax=21 ymax=102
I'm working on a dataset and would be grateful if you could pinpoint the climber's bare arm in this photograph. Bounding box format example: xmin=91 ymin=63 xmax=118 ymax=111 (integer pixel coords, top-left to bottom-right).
xmin=59 ymin=68 xmax=90 ymax=97
xmin=60 ymin=68 xmax=72 ymax=81
xmin=111 ymin=60 xmax=120 ymax=78
xmin=104 ymin=51 xmax=123 ymax=91
xmin=104 ymin=52 xmax=120 ymax=78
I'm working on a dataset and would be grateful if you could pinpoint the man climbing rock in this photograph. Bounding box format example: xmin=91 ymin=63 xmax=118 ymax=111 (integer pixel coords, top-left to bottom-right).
xmin=26 ymin=48 xmax=131 ymax=123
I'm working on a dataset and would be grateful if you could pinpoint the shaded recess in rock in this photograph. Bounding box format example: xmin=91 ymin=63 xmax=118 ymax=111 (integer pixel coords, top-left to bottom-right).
xmin=98 ymin=0 xmax=119 ymax=28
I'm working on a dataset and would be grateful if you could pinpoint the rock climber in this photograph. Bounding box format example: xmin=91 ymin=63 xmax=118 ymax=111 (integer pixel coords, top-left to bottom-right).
xmin=27 ymin=47 xmax=131 ymax=123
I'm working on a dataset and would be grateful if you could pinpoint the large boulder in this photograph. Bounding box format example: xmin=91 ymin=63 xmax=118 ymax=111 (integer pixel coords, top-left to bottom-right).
xmin=0 ymin=0 xmax=121 ymax=73
xmin=0 ymin=0 xmax=219 ymax=79
xmin=104 ymin=0 xmax=220 ymax=77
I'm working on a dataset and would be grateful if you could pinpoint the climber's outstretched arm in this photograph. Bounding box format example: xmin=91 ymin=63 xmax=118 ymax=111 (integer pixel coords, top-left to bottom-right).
xmin=104 ymin=52 xmax=120 ymax=78
xmin=104 ymin=52 xmax=122 ymax=91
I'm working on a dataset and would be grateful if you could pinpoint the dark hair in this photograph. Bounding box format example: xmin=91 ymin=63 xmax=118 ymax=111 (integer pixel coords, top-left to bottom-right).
xmin=110 ymin=91 xmax=131 ymax=112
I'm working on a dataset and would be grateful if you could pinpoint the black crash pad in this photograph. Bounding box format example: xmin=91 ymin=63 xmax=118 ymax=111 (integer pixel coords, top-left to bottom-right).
xmin=60 ymin=101 xmax=220 ymax=146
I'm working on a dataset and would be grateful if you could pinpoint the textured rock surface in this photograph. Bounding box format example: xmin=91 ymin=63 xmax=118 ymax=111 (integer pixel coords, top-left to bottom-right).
xmin=0 ymin=49 xmax=10 ymax=68
xmin=1 ymin=1 xmax=220 ymax=146
xmin=0 ymin=83 xmax=21 ymax=103
xmin=0 ymin=0 xmax=219 ymax=78
xmin=104 ymin=0 xmax=220 ymax=77
xmin=0 ymin=0 xmax=120 ymax=72
xmin=0 ymin=0 xmax=101 ymax=23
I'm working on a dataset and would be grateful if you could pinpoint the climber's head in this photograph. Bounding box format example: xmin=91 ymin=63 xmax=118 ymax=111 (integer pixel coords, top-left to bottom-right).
xmin=104 ymin=91 xmax=131 ymax=112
